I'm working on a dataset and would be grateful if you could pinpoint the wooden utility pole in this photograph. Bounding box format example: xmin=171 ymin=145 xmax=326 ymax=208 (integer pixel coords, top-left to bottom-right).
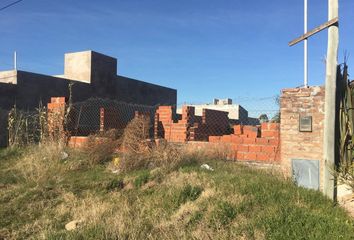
xmin=323 ymin=0 xmax=339 ymax=200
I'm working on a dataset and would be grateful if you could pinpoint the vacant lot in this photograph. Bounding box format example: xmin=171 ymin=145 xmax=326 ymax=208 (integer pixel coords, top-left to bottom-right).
xmin=0 ymin=145 xmax=353 ymax=240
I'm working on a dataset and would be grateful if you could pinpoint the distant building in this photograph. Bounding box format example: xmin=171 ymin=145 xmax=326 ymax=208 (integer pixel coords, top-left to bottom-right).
xmin=0 ymin=50 xmax=177 ymax=146
xmin=177 ymin=98 xmax=251 ymax=124
xmin=0 ymin=50 xmax=177 ymax=110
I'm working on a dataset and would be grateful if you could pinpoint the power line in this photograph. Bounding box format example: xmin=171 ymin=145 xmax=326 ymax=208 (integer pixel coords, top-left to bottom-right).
xmin=0 ymin=0 xmax=24 ymax=12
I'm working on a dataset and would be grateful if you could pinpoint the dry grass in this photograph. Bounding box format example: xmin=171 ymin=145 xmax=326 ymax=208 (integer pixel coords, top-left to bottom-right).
xmin=13 ymin=142 xmax=66 ymax=185
xmin=183 ymin=142 xmax=234 ymax=161
xmin=1 ymin=132 xmax=354 ymax=239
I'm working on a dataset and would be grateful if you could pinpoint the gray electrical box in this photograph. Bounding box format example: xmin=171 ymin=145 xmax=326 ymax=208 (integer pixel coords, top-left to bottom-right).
xmin=299 ymin=116 xmax=312 ymax=132
xmin=292 ymin=159 xmax=319 ymax=190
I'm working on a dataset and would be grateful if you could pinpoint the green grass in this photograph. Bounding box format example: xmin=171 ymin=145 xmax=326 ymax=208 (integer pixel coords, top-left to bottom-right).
xmin=0 ymin=146 xmax=353 ymax=239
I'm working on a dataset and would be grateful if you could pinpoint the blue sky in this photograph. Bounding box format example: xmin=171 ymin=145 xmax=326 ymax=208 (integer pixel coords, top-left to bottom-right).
xmin=0 ymin=0 xmax=353 ymax=107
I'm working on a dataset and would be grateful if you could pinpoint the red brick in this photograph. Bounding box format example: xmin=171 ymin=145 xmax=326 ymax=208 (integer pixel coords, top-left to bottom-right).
xmin=256 ymin=138 xmax=269 ymax=144
xmin=236 ymin=152 xmax=245 ymax=160
xmin=243 ymin=137 xmax=256 ymax=144
xmin=269 ymin=123 xmax=280 ymax=130
xmin=51 ymin=97 xmax=66 ymax=104
xmin=231 ymin=135 xmax=243 ymax=144
xmin=47 ymin=102 xmax=65 ymax=110
xmin=221 ymin=135 xmax=232 ymax=142
xmin=209 ymin=136 xmax=221 ymax=142
xmin=262 ymin=130 xmax=279 ymax=138
xmin=261 ymin=122 xmax=269 ymax=130
xmin=262 ymin=146 xmax=276 ymax=153
xmin=249 ymin=145 xmax=262 ymax=152
xmin=233 ymin=125 xmax=243 ymax=135
xmin=237 ymin=145 xmax=249 ymax=152
xmin=256 ymin=152 xmax=270 ymax=161
xmin=244 ymin=152 xmax=257 ymax=160
xmin=269 ymin=139 xmax=280 ymax=146
xmin=243 ymin=125 xmax=260 ymax=138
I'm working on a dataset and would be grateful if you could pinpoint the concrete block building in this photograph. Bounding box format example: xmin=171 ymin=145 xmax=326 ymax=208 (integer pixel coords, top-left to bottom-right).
xmin=0 ymin=50 xmax=177 ymax=110
xmin=177 ymin=98 xmax=249 ymax=124
xmin=0 ymin=50 xmax=177 ymax=146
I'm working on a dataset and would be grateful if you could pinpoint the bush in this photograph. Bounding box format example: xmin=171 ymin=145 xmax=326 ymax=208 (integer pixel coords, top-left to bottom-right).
xmin=118 ymin=115 xmax=152 ymax=172
xmin=122 ymin=115 xmax=151 ymax=154
xmin=83 ymin=130 xmax=121 ymax=166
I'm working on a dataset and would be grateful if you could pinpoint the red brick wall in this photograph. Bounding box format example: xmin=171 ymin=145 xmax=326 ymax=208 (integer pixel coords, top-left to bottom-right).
xmin=209 ymin=122 xmax=280 ymax=162
xmin=154 ymin=105 xmax=232 ymax=142
xmin=280 ymin=86 xmax=325 ymax=189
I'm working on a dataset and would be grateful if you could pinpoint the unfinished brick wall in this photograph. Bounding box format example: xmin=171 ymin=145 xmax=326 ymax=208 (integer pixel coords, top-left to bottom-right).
xmin=190 ymin=109 xmax=231 ymax=141
xmin=154 ymin=105 xmax=231 ymax=142
xmin=47 ymin=97 xmax=66 ymax=139
xmin=209 ymin=122 xmax=280 ymax=162
xmin=280 ymin=86 xmax=325 ymax=189
xmin=155 ymin=106 xmax=193 ymax=142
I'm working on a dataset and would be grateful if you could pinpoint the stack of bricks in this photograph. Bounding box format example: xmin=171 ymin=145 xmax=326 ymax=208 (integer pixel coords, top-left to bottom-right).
xmin=209 ymin=122 xmax=280 ymax=162
xmin=47 ymin=97 xmax=66 ymax=139
xmin=154 ymin=106 xmax=194 ymax=142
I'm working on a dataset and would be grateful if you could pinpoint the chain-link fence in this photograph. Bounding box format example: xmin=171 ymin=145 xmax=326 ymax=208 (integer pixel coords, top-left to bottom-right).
xmin=0 ymin=108 xmax=9 ymax=147
xmin=0 ymin=95 xmax=281 ymax=147
xmin=67 ymin=98 xmax=158 ymax=137
xmin=177 ymin=95 xmax=280 ymax=126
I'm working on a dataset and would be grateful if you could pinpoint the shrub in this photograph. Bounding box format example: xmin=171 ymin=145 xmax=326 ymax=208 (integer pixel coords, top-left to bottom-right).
xmin=150 ymin=142 xmax=188 ymax=170
xmin=122 ymin=115 xmax=151 ymax=154
xmin=83 ymin=130 xmax=121 ymax=166
xmin=118 ymin=115 xmax=152 ymax=172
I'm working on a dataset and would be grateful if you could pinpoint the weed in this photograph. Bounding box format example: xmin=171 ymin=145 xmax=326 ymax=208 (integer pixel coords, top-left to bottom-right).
xmin=1 ymin=148 xmax=354 ymax=239
xmin=176 ymin=184 xmax=203 ymax=206
xmin=210 ymin=201 xmax=237 ymax=227
xmin=134 ymin=171 xmax=150 ymax=188
xmin=106 ymin=178 xmax=124 ymax=192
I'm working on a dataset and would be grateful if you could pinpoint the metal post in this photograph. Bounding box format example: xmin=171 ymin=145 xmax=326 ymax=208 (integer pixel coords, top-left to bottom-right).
xmin=323 ymin=0 xmax=339 ymax=200
xmin=304 ymin=0 xmax=308 ymax=87
xmin=14 ymin=51 xmax=17 ymax=70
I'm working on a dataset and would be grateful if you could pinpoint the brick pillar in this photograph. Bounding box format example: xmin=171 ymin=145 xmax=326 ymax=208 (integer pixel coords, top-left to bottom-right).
xmin=99 ymin=108 xmax=105 ymax=132
xmin=280 ymin=86 xmax=325 ymax=190
xmin=47 ymin=97 xmax=66 ymax=140
xmin=154 ymin=112 xmax=160 ymax=139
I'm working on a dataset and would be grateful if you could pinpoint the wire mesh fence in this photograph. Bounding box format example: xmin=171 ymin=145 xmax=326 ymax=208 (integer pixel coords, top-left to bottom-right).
xmin=67 ymin=98 xmax=158 ymax=137
xmin=62 ymin=96 xmax=280 ymax=142
xmin=176 ymin=95 xmax=280 ymax=126
xmin=0 ymin=108 xmax=9 ymax=147
xmin=0 ymin=95 xmax=281 ymax=147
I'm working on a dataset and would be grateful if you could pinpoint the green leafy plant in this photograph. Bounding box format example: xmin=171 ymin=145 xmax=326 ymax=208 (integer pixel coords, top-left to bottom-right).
xmin=336 ymin=63 xmax=354 ymax=190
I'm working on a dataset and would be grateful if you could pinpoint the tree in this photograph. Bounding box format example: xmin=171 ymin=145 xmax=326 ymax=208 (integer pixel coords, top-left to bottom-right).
xmin=259 ymin=114 xmax=269 ymax=123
